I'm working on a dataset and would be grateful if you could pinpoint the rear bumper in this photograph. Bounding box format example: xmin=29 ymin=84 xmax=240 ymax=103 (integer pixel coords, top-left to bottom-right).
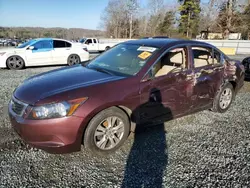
xmin=79 ymin=52 xmax=90 ymax=62
xmin=9 ymin=106 xmax=85 ymax=154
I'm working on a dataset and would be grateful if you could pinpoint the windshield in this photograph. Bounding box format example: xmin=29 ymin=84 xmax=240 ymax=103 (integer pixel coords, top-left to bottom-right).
xmin=87 ymin=44 xmax=159 ymax=76
xmin=79 ymin=38 xmax=86 ymax=43
xmin=17 ymin=39 xmax=36 ymax=48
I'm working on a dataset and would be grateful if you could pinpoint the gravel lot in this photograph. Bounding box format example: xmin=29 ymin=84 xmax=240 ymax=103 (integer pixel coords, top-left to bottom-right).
xmin=0 ymin=56 xmax=250 ymax=187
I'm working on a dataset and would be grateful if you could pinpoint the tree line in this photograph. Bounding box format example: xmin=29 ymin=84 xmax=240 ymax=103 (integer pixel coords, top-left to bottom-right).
xmin=0 ymin=27 xmax=104 ymax=40
xmin=100 ymin=0 xmax=250 ymax=39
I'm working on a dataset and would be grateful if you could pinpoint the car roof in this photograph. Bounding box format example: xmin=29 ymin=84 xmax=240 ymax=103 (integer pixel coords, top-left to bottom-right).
xmin=123 ymin=39 xmax=213 ymax=49
xmin=34 ymin=38 xmax=71 ymax=42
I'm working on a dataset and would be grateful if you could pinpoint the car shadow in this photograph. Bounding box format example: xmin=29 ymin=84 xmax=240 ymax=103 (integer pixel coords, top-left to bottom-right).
xmin=13 ymin=61 xmax=90 ymax=70
xmin=122 ymin=89 xmax=172 ymax=188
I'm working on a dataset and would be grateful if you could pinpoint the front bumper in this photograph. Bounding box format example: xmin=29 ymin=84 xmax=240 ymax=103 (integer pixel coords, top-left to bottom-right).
xmin=9 ymin=104 xmax=85 ymax=154
xmin=0 ymin=54 xmax=7 ymax=68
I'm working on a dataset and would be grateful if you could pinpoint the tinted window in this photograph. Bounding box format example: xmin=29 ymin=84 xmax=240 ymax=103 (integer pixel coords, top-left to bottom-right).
xmin=65 ymin=42 xmax=71 ymax=47
xmin=34 ymin=40 xmax=52 ymax=49
xmin=152 ymin=47 xmax=187 ymax=77
xmin=53 ymin=40 xmax=66 ymax=48
xmin=85 ymin=39 xmax=92 ymax=44
xmin=192 ymin=47 xmax=213 ymax=68
xmin=93 ymin=39 xmax=97 ymax=43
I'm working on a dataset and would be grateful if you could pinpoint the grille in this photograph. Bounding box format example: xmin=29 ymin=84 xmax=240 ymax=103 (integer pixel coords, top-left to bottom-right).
xmin=11 ymin=97 xmax=27 ymax=116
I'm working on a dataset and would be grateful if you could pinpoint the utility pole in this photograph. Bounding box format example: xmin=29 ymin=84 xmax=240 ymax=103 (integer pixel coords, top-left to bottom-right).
xmin=224 ymin=0 xmax=233 ymax=39
xmin=187 ymin=11 xmax=191 ymax=38
xmin=129 ymin=14 xmax=133 ymax=39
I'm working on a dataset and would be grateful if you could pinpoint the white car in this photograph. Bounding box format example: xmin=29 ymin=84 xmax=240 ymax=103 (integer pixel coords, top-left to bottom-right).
xmin=0 ymin=38 xmax=90 ymax=70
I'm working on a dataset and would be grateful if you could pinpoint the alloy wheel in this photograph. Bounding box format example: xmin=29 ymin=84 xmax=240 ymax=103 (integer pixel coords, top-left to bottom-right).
xmin=94 ymin=116 xmax=125 ymax=150
xmin=7 ymin=56 xmax=24 ymax=69
xmin=68 ymin=55 xmax=80 ymax=65
xmin=219 ymin=88 xmax=233 ymax=109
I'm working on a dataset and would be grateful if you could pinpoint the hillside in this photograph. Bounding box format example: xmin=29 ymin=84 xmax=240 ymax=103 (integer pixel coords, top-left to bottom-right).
xmin=0 ymin=27 xmax=105 ymax=39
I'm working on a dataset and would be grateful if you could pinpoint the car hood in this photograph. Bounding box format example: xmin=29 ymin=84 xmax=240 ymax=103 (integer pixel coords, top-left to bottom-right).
xmin=14 ymin=65 xmax=124 ymax=105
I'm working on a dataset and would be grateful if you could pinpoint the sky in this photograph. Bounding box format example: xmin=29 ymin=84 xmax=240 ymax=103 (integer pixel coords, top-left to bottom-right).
xmin=0 ymin=0 xmax=209 ymax=30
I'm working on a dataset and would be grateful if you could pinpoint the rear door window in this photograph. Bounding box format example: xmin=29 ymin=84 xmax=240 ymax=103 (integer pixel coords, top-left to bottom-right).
xmin=53 ymin=40 xmax=66 ymax=48
xmin=191 ymin=47 xmax=213 ymax=68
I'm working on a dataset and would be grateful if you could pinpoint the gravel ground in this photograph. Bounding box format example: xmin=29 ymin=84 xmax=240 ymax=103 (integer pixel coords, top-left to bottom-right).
xmin=0 ymin=58 xmax=250 ymax=187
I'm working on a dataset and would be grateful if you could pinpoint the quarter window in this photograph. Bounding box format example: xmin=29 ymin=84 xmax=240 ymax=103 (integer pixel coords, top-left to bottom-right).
xmin=93 ymin=39 xmax=97 ymax=43
xmin=65 ymin=42 xmax=72 ymax=47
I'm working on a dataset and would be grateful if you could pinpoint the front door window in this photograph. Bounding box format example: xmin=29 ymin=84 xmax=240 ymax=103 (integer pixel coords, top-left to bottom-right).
xmin=152 ymin=47 xmax=187 ymax=77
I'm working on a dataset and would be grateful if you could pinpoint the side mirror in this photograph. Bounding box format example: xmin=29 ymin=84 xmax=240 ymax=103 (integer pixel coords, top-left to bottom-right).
xmin=28 ymin=46 xmax=34 ymax=50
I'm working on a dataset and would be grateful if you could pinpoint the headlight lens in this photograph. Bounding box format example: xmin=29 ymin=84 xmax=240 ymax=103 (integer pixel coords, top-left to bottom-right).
xmin=28 ymin=97 xmax=88 ymax=119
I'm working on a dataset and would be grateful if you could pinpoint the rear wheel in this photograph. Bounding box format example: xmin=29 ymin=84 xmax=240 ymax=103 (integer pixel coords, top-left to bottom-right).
xmin=83 ymin=107 xmax=130 ymax=155
xmin=105 ymin=46 xmax=110 ymax=51
xmin=211 ymin=82 xmax=234 ymax=113
xmin=67 ymin=54 xmax=81 ymax=66
xmin=6 ymin=56 xmax=25 ymax=70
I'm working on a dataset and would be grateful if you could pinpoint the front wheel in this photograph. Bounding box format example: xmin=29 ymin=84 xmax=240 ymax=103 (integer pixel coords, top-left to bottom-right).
xmin=105 ymin=46 xmax=110 ymax=51
xmin=6 ymin=56 xmax=25 ymax=70
xmin=83 ymin=107 xmax=130 ymax=155
xmin=211 ymin=82 xmax=234 ymax=113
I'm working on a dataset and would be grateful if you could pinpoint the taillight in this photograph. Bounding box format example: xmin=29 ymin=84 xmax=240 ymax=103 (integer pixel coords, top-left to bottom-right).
xmin=83 ymin=47 xmax=88 ymax=52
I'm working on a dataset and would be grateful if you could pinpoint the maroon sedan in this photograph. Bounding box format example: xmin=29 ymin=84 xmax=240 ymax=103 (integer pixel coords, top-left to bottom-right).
xmin=9 ymin=39 xmax=245 ymax=155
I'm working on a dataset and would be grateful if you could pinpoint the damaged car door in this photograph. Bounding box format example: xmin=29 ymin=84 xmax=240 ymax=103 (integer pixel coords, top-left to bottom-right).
xmin=190 ymin=46 xmax=224 ymax=109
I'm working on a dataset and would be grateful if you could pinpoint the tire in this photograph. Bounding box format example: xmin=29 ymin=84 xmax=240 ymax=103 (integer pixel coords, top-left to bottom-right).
xmin=211 ymin=82 xmax=234 ymax=113
xmin=105 ymin=46 xmax=110 ymax=51
xmin=67 ymin=54 xmax=81 ymax=66
xmin=6 ymin=55 xmax=25 ymax=70
xmin=83 ymin=107 xmax=130 ymax=155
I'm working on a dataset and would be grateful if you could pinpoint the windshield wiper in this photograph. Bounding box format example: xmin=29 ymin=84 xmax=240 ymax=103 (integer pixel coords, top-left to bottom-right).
xmin=89 ymin=66 xmax=115 ymax=76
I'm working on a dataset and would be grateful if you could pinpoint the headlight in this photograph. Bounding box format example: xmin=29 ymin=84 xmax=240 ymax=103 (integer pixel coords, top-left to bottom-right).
xmin=28 ymin=97 xmax=88 ymax=120
xmin=0 ymin=52 xmax=6 ymax=56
